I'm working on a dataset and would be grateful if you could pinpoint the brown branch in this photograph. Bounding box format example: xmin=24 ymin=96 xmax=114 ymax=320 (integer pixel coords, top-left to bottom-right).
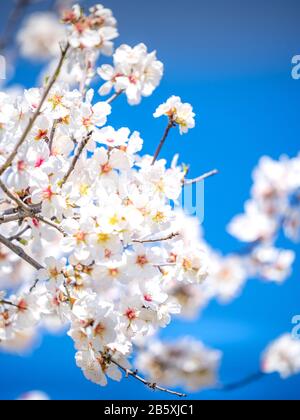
xmin=0 ymin=178 xmax=32 ymax=212
xmin=9 ymin=225 xmax=31 ymax=241
xmin=152 ymin=120 xmax=174 ymax=165
xmin=0 ymin=207 xmax=41 ymax=225
xmin=0 ymin=43 xmax=70 ymax=176
xmin=109 ymin=357 xmax=187 ymax=398
xmin=59 ymin=131 xmax=93 ymax=187
xmin=1 ymin=203 xmax=41 ymax=217
xmin=0 ymin=213 xmax=26 ymax=225
xmin=36 ymin=215 xmax=66 ymax=236
xmin=0 ymin=181 xmax=64 ymax=236
xmin=133 ymin=232 xmax=179 ymax=244
xmin=0 ymin=299 xmax=22 ymax=309
xmin=0 ymin=233 xmax=43 ymax=271
xmin=48 ymin=119 xmax=58 ymax=152
xmin=106 ymin=90 xmax=123 ymax=105
xmin=221 ymin=371 xmax=265 ymax=392
xmin=184 ymin=169 xmax=219 ymax=186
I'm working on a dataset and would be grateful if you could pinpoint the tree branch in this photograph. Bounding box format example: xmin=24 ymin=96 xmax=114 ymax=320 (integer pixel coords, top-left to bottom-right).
xmin=36 ymin=215 xmax=66 ymax=236
xmin=108 ymin=356 xmax=187 ymax=398
xmin=221 ymin=371 xmax=265 ymax=392
xmin=106 ymin=90 xmax=123 ymax=105
xmin=59 ymin=131 xmax=93 ymax=187
xmin=152 ymin=120 xmax=174 ymax=165
xmin=48 ymin=119 xmax=58 ymax=152
xmin=8 ymin=225 xmax=31 ymax=241
xmin=0 ymin=299 xmax=21 ymax=309
xmin=0 ymin=178 xmax=31 ymax=212
xmin=0 ymin=43 xmax=70 ymax=176
xmin=184 ymin=169 xmax=219 ymax=186
xmin=0 ymin=233 xmax=43 ymax=271
xmin=133 ymin=232 xmax=179 ymax=244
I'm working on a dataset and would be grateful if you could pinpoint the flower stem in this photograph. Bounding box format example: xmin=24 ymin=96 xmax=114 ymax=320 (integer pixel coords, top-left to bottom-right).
xmin=152 ymin=120 xmax=174 ymax=165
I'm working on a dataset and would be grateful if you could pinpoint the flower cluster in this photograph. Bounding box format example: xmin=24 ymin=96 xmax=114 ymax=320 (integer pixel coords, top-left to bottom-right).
xmin=136 ymin=337 xmax=222 ymax=391
xmin=0 ymin=3 xmax=216 ymax=393
xmin=17 ymin=12 xmax=66 ymax=60
xmin=261 ymin=334 xmax=300 ymax=379
xmin=154 ymin=96 xmax=196 ymax=134
xmin=63 ymin=4 xmax=118 ymax=53
xmin=229 ymin=155 xmax=300 ymax=243
xmin=98 ymin=43 xmax=163 ymax=105
xmin=163 ymin=157 xmax=299 ymax=322
xmin=1 ymin=2 xmax=300 ymax=397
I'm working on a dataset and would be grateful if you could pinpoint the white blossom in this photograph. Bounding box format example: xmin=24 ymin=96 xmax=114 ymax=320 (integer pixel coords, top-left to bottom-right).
xmin=136 ymin=338 xmax=222 ymax=391
xmin=17 ymin=13 xmax=66 ymax=60
xmin=154 ymin=96 xmax=196 ymax=134
xmin=262 ymin=334 xmax=300 ymax=378
xmin=98 ymin=43 xmax=163 ymax=105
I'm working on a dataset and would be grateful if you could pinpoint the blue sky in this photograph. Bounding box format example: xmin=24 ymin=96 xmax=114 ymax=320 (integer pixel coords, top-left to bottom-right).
xmin=0 ymin=0 xmax=300 ymax=400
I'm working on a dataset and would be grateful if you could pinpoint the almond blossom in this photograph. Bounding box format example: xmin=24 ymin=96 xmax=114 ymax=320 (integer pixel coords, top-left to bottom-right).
xmin=0 ymin=2 xmax=299 ymax=400
xmin=98 ymin=43 xmax=163 ymax=105
xmin=136 ymin=338 xmax=222 ymax=392
xmin=262 ymin=334 xmax=300 ymax=379
xmin=154 ymin=96 xmax=196 ymax=134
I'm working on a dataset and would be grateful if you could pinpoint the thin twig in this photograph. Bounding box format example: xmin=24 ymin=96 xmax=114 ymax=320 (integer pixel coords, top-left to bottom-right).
xmin=59 ymin=131 xmax=93 ymax=187
xmin=152 ymin=120 xmax=174 ymax=165
xmin=184 ymin=169 xmax=219 ymax=186
xmin=106 ymin=90 xmax=123 ymax=105
xmin=221 ymin=371 xmax=265 ymax=392
xmin=0 ymin=299 xmax=21 ymax=309
xmin=133 ymin=232 xmax=179 ymax=244
xmin=36 ymin=215 xmax=66 ymax=236
xmin=0 ymin=178 xmax=31 ymax=212
xmin=9 ymin=225 xmax=31 ymax=241
xmin=0 ymin=182 xmax=64 ymax=235
xmin=64 ymin=282 xmax=73 ymax=309
xmin=109 ymin=357 xmax=187 ymax=398
xmin=0 ymin=43 xmax=70 ymax=176
xmin=48 ymin=119 xmax=58 ymax=152
xmin=0 ymin=233 xmax=43 ymax=271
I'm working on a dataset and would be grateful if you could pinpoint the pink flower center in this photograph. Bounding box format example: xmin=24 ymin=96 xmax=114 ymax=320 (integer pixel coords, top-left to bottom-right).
xmin=136 ymin=255 xmax=148 ymax=266
xmin=35 ymin=157 xmax=45 ymax=168
xmin=17 ymin=160 xmax=26 ymax=172
xmin=32 ymin=218 xmax=40 ymax=228
xmin=125 ymin=308 xmax=137 ymax=320
xmin=101 ymin=163 xmax=112 ymax=174
xmin=43 ymin=186 xmax=54 ymax=201
xmin=17 ymin=299 xmax=27 ymax=312
xmin=129 ymin=75 xmax=137 ymax=84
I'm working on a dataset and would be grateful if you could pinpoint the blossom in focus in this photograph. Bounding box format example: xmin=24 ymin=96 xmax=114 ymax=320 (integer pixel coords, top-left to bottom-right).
xmin=154 ymin=96 xmax=196 ymax=134
xmin=63 ymin=4 xmax=118 ymax=53
xmin=98 ymin=43 xmax=163 ymax=105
